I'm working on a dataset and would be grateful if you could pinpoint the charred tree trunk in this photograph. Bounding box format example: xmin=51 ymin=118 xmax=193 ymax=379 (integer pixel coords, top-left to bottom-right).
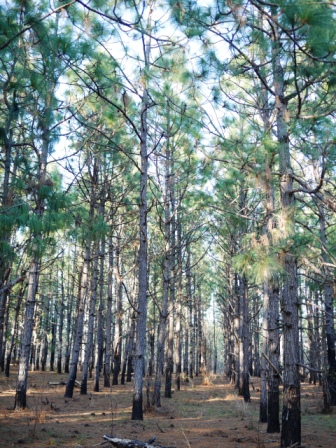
xmin=267 ymin=284 xmax=280 ymax=433
xmin=132 ymin=43 xmax=150 ymax=419
xmin=104 ymin=234 xmax=114 ymax=388
xmin=318 ymin=204 xmax=336 ymax=405
xmin=57 ymin=270 xmax=65 ymax=374
xmin=64 ymin=247 xmax=90 ymax=399
xmin=81 ymin=244 xmax=99 ymax=395
xmin=14 ymin=259 xmax=39 ymax=409
xmin=174 ymin=208 xmax=182 ymax=391
xmin=94 ymin=227 xmax=105 ymax=392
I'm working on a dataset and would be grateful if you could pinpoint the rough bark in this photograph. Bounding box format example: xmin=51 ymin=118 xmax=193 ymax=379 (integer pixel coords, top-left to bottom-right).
xmin=14 ymin=259 xmax=39 ymax=409
xmin=132 ymin=42 xmax=150 ymax=419
xmin=64 ymin=263 xmax=75 ymax=374
xmin=260 ymin=287 xmax=268 ymax=423
xmin=174 ymin=209 xmax=182 ymax=391
xmin=81 ymin=244 xmax=99 ymax=395
xmin=165 ymin=142 xmax=174 ymax=398
xmin=112 ymin=239 xmax=123 ymax=386
xmin=94 ymin=226 xmax=105 ymax=392
xmin=64 ymin=247 xmax=90 ymax=399
xmin=57 ymin=270 xmax=65 ymax=374
xmin=104 ymin=234 xmax=114 ymax=388
xmin=269 ymin=7 xmax=301 ymax=445
xmin=267 ymin=284 xmax=280 ymax=433
xmin=239 ymin=275 xmax=250 ymax=403
xmin=318 ymin=204 xmax=336 ymax=405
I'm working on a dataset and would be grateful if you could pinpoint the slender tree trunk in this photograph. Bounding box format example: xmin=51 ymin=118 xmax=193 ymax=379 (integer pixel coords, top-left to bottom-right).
xmin=318 ymin=204 xmax=336 ymax=405
xmin=50 ymin=300 xmax=56 ymax=372
xmin=239 ymin=275 xmax=250 ymax=402
xmin=104 ymin=234 xmax=114 ymax=388
xmin=127 ymin=311 xmax=136 ymax=383
xmin=64 ymin=246 xmax=90 ymax=398
xmin=260 ymin=287 xmax=269 ymax=422
xmin=81 ymin=245 xmax=99 ymax=395
xmin=132 ymin=38 xmax=150 ymax=419
xmin=57 ymin=270 xmax=65 ymax=374
xmin=14 ymin=259 xmax=39 ymax=409
xmin=270 ymin=8 xmax=301 ymax=445
xmin=267 ymin=284 xmax=280 ymax=433
xmin=94 ymin=224 xmax=105 ymax=392
xmin=174 ymin=209 xmax=182 ymax=391
xmin=41 ymin=295 xmax=49 ymax=372
xmin=165 ymin=141 xmax=174 ymax=398
xmin=112 ymin=238 xmax=123 ymax=386
xmin=306 ymin=292 xmax=317 ymax=384
xmin=64 ymin=264 xmax=75 ymax=374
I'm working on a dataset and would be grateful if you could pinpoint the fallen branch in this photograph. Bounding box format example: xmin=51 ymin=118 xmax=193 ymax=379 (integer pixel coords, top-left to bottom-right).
xmin=262 ymin=353 xmax=284 ymax=384
xmin=102 ymin=435 xmax=175 ymax=448
xmin=296 ymin=363 xmax=325 ymax=374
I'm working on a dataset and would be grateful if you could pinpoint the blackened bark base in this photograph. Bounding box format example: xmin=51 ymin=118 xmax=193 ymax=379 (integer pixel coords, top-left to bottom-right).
xmin=165 ymin=365 xmax=172 ymax=398
xmin=267 ymin=389 xmax=280 ymax=432
xmin=112 ymin=356 xmax=120 ymax=386
xmin=5 ymin=353 xmax=11 ymax=377
xmin=14 ymin=383 xmax=27 ymax=409
xmin=81 ymin=372 xmax=88 ymax=395
xmin=281 ymin=388 xmax=301 ymax=447
xmin=64 ymin=355 xmax=70 ymax=374
xmin=259 ymin=400 xmax=267 ymax=423
xmin=328 ymin=367 xmax=336 ymax=406
xmin=64 ymin=369 xmax=77 ymax=399
xmin=242 ymin=372 xmax=250 ymax=402
xmin=132 ymin=395 xmax=143 ymax=420
xmin=126 ymin=357 xmax=133 ymax=382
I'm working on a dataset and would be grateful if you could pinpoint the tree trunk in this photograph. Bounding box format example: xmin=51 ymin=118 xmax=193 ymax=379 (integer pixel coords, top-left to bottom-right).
xmin=318 ymin=204 xmax=336 ymax=404
xmin=260 ymin=287 xmax=268 ymax=423
xmin=267 ymin=284 xmax=280 ymax=433
xmin=165 ymin=141 xmax=174 ymax=398
xmin=64 ymin=263 xmax=75 ymax=374
xmin=14 ymin=259 xmax=39 ymax=409
xmin=112 ymin=239 xmax=123 ymax=386
xmin=50 ymin=300 xmax=56 ymax=372
xmin=239 ymin=275 xmax=250 ymax=403
xmin=57 ymin=270 xmax=65 ymax=374
xmin=64 ymin=247 xmax=90 ymax=399
xmin=132 ymin=41 xmax=150 ymax=419
xmin=94 ymin=227 xmax=105 ymax=392
xmin=270 ymin=7 xmax=301 ymax=445
xmin=81 ymin=245 xmax=99 ymax=395
xmin=104 ymin=234 xmax=114 ymax=388
xmin=174 ymin=209 xmax=182 ymax=391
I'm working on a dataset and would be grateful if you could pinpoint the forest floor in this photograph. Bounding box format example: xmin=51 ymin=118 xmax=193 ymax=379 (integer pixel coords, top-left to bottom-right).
xmin=0 ymin=370 xmax=336 ymax=448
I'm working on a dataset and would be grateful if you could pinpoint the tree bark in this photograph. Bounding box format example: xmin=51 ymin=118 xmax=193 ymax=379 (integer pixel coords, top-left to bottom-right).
xmin=81 ymin=244 xmax=99 ymax=395
xmin=270 ymin=7 xmax=301 ymax=445
xmin=104 ymin=234 xmax=114 ymax=388
xmin=132 ymin=36 xmax=150 ymax=419
xmin=64 ymin=246 xmax=90 ymax=399
xmin=14 ymin=259 xmax=39 ymax=409
xmin=318 ymin=204 xmax=336 ymax=405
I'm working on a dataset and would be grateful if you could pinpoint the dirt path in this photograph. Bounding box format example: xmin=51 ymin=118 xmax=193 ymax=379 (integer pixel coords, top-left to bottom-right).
xmin=0 ymin=371 xmax=335 ymax=447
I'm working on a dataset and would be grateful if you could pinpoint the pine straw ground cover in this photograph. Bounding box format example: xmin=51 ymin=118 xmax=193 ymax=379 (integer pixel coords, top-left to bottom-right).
xmin=0 ymin=370 xmax=335 ymax=448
